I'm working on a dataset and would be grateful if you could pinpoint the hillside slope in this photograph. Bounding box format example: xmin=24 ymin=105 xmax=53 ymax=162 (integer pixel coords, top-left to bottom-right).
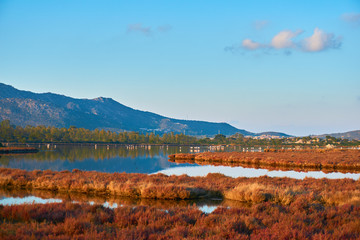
xmin=316 ymin=130 xmax=360 ymax=140
xmin=0 ymin=83 xmax=251 ymax=136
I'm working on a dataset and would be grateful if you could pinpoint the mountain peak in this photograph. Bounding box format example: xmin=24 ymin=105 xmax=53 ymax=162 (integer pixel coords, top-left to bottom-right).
xmin=0 ymin=83 xmax=287 ymax=137
xmin=93 ymin=97 xmax=114 ymax=102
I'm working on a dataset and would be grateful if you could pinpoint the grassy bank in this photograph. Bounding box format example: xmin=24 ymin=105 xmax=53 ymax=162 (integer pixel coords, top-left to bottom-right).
xmin=0 ymin=147 xmax=39 ymax=154
xmin=169 ymin=149 xmax=360 ymax=171
xmin=1 ymin=168 xmax=360 ymax=206
xmin=169 ymin=158 xmax=360 ymax=173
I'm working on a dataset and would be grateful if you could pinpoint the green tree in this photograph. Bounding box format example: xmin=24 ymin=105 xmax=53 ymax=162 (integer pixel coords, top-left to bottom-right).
xmin=214 ymin=134 xmax=226 ymax=143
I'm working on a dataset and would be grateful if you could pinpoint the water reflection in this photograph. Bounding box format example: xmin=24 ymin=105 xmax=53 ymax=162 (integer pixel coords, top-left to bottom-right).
xmin=0 ymin=196 xmax=62 ymax=205
xmin=0 ymin=145 xmax=199 ymax=173
xmin=154 ymin=165 xmax=360 ymax=180
xmin=1 ymin=145 xmax=359 ymax=179
xmin=198 ymin=205 xmax=218 ymax=214
xmin=0 ymin=188 xmax=223 ymax=213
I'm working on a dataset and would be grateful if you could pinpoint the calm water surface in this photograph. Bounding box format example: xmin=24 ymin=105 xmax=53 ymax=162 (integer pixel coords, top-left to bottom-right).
xmin=0 ymin=195 xmax=220 ymax=213
xmin=0 ymin=145 xmax=194 ymax=173
xmin=1 ymin=144 xmax=359 ymax=179
xmin=0 ymin=188 xmax=223 ymax=213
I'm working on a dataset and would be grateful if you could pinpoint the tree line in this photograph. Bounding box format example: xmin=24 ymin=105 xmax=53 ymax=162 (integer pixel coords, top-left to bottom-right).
xmin=0 ymin=120 xmax=359 ymax=146
xmin=0 ymin=120 xmax=197 ymax=144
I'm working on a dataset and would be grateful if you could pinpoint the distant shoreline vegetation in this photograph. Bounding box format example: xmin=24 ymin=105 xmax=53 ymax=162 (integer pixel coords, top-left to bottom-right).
xmin=0 ymin=120 xmax=359 ymax=147
xmin=169 ymin=149 xmax=360 ymax=172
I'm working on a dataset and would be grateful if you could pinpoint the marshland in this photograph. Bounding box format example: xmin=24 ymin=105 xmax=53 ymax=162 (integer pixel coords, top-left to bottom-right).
xmin=169 ymin=149 xmax=360 ymax=172
xmin=1 ymin=119 xmax=360 ymax=239
xmin=0 ymin=142 xmax=360 ymax=239
xmin=2 ymin=0 xmax=360 ymax=238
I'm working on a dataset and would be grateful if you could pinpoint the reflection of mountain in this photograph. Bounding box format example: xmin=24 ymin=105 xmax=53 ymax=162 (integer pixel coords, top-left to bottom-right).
xmin=0 ymin=146 xmax=195 ymax=173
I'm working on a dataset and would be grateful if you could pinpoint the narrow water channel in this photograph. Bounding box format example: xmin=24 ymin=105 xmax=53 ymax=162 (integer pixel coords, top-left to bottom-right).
xmin=0 ymin=188 xmax=225 ymax=213
xmin=154 ymin=165 xmax=360 ymax=180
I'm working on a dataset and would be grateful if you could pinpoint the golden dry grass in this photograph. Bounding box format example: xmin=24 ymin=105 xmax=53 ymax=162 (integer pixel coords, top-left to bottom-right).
xmin=1 ymin=167 xmax=360 ymax=206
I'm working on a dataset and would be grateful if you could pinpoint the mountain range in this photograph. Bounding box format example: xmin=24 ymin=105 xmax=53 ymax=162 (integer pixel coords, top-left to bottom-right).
xmin=315 ymin=130 xmax=360 ymax=141
xmin=0 ymin=82 xmax=291 ymax=137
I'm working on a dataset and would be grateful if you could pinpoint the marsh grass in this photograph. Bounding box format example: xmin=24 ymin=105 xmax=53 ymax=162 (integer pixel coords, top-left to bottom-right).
xmin=224 ymin=183 xmax=307 ymax=205
xmin=0 ymin=201 xmax=360 ymax=239
xmin=170 ymin=149 xmax=360 ymax=171
xmin=1 ymin=168 xmax=360 ymax=207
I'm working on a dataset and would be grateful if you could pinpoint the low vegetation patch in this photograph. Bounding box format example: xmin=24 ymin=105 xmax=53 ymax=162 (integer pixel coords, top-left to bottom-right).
xmin=169 ymin=149 xmax=360 ymax=171
xmin=1 ymin=168 xmax=360 ymax=206
xmin=0 ymin=201 xmax=360 ymax=239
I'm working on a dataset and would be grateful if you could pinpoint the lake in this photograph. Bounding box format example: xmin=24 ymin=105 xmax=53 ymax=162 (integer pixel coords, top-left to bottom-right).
xmin=1 ymin=144 xmax=360 ymax=179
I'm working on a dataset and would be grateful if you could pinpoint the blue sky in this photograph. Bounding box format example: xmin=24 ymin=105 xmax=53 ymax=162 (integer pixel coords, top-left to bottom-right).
xmin=0 ymin=0 xmax=359 ymax=136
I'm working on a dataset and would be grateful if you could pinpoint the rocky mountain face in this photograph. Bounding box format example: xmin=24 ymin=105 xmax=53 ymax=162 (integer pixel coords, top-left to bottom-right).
xmin=0 ymin=83 xmax=254 ymax=136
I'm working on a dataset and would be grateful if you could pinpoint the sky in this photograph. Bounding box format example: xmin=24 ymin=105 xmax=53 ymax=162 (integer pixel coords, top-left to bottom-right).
xmin=0 ymin=0 xmax=359 ymax=136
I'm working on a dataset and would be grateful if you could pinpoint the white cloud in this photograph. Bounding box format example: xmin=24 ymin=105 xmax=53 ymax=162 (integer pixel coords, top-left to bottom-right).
xmin=229 ymin=28 xmax=341 ymax=54
xmin=242 ymin=39 xmax=261 ymax=50
xmin=302 ymin=28 xmax=341 ymax=52
xmin=270 ymin=30 xmax=303 ymax=49
xmin=341 ymin=13 xmax=360 ymax=25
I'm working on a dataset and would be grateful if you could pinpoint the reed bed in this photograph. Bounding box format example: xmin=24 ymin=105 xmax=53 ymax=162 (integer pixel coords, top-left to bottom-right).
xmin=169 ymin=158 xmax=360 ymax=173
xmin=169 ymin=149 xmax=360 ymax=171
xmin=1 ymin=167 xmax=360 ymax=206
xmin=0 ymin=201 xmax=360 ymax=239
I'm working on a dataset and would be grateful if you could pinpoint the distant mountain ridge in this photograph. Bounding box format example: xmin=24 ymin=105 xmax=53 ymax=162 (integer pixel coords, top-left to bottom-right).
xmin=0 ymin=83 xmax=289 ymax=137
xmin=316 ymin=130 xmax=360 ymax=140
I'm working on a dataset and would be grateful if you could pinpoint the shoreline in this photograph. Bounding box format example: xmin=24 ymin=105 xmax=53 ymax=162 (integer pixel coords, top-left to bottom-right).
xmin=0 ymin=147 xmax=39 ymax=154
xmin=168 ymin=158 xmax=360 ymax=174
xmin=169 ymin=149 xmax=360 ymax=171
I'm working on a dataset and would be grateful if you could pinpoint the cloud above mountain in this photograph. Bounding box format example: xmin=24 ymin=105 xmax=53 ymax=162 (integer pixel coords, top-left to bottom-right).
xmin=227 ymin=28 xmax=341 ymax=54
xmin=242 ymin=39 xmax=262 ymax=50
xmin=302 ymin=28 xmax=342 ymax=52
xmin=271 ymin=30 xmax=303 ymax=49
